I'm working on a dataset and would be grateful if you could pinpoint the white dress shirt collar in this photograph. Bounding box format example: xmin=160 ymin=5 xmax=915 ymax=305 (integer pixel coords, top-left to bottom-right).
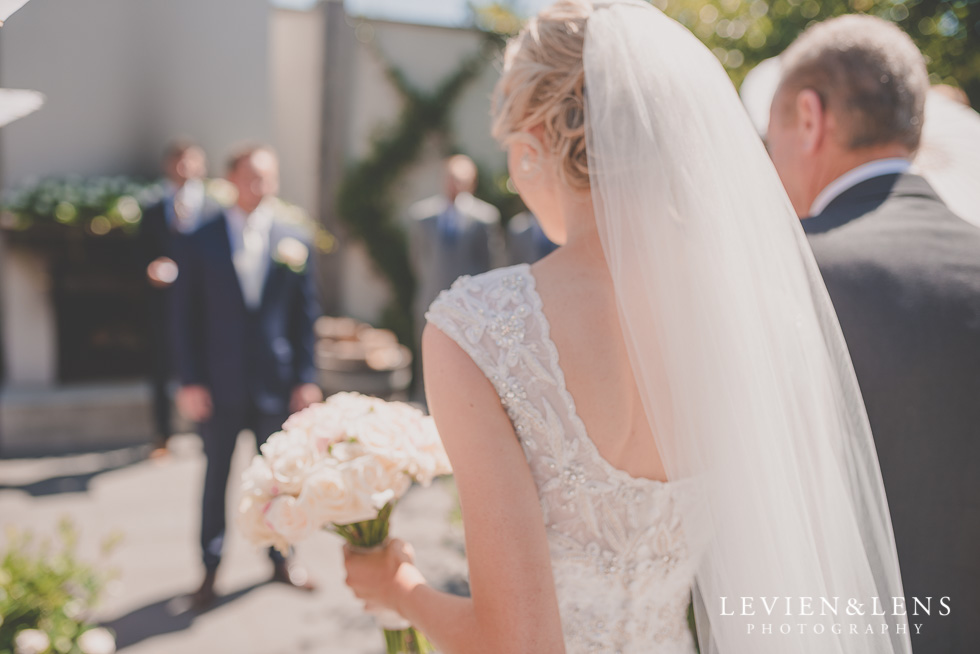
xmin=164 ymin=178 xmax=206 ymax=232
xmin=808 ymin=158 xmax=911 ymax=217
xmin=226 ymin=202 xmax=275 ymax=310
xmin=226 ymin=201 xmax=273 ymax=235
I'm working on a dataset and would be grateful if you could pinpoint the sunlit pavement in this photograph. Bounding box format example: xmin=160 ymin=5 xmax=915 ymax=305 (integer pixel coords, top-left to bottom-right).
xmin=0 ymin=433 xmax=467 ymax=653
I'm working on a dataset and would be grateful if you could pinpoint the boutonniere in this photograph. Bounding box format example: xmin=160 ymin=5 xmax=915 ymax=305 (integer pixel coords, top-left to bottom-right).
xmin=205 ymin=178 xmax=238 ymax=207
xmin=274 ymin=236 xmax=309 ymax=273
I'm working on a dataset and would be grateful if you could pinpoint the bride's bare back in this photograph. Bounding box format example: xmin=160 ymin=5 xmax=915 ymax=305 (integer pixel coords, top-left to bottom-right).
xmin=531 ymin=248 xmax=668 ymax=482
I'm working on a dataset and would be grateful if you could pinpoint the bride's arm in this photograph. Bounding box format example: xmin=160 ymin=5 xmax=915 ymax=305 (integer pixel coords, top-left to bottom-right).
xmin=345 ymin=324 xmax=566 ymax=654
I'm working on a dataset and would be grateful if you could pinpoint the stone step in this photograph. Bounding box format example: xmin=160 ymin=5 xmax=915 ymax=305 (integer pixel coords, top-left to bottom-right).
xmin=0 ymin=381 xmax=168 ymax=456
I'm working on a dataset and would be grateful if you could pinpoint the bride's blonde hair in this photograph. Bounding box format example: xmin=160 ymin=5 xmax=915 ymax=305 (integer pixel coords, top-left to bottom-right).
xmin=491 ymin=0 xmax=593 ymax=190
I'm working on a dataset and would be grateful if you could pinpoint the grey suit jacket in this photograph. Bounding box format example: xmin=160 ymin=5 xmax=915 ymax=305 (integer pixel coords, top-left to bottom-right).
xmin=804 ymin=173 xmax=980 ymax=653
xmin=409 ymin=192 xmax=504 ymax=341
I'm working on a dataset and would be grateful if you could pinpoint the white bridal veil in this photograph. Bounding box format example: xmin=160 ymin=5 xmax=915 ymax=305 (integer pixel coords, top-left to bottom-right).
xmin=584 ymin=3 xmax=911 ymax=652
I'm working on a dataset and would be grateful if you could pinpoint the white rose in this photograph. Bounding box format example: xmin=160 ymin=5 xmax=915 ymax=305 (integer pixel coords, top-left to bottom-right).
xmin=328 ymin=440 xmax=366 ymax=463
xmin=77 ymin=628 xmax=116 ymax=654
xmin=283 ymin=404 xmax=350 ymax=453
xmin=260 ymin=431 xmax=318 ymax=495
xmin=265 ymin=495 xmax=316 ymax=545
xmin=236 ymin=494 xmax=288 ymax=552
xmin=14 ymin=629 xmax=50 ymax=654
xmin=275 ymin=237 xmax=309 ymax=271
xmin=299 ymin=465 xmax=376 ymax=526
xmin=258 ymin=430 xmax=305 ymax=462
xmin=343 ymin=456 xmax=412 ymax=511
xmin=397 ymin=418 xmax=451 ymax=485
xmin=241 ymin=455 xmax=275 ymax=498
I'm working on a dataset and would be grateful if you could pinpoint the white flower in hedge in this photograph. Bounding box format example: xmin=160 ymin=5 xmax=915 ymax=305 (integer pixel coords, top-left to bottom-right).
xmin=14 ymin=629 xmax=50 ymax=654
xmin=264 ymin=495 xmax=316 ymax=546
xmin=77 ymin=628 xmax=116 ymax=654
xmin=274 ymin=237 xmax=309 ymax=272
xmin=300 ymin=464 xmax=377 ymax=527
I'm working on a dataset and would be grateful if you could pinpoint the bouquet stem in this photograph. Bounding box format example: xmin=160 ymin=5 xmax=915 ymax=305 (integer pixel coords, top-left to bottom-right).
xmin=384 ymin=627 xmax=436 ymax=654
xmin=334 ymin=504 xmax=436 ymax=654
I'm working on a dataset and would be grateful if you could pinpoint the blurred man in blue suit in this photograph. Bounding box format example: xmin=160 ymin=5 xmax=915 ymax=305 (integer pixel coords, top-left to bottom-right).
xmin=138 ymin=140 xmax=210 ymax=458
xmin=170 ymin=145 xmax=322 ymax=609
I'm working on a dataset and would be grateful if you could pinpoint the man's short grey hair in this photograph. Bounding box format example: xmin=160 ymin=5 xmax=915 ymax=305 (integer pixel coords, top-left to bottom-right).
xmin=778 ymin=14 xmax=929 ymax=151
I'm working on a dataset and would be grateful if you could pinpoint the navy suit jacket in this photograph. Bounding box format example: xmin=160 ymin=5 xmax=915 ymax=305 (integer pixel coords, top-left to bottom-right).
xmin=170 ymin=208 xmax=320 ymax=415
xmin=804 ymin=173 xmax=980 ymax=653
xmin=137 ymin=200 xmax=172 ymax=267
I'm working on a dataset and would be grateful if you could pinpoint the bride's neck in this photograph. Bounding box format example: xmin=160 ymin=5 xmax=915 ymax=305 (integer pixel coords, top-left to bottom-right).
xmin=558 ymin=189 xmax=605 ymax=265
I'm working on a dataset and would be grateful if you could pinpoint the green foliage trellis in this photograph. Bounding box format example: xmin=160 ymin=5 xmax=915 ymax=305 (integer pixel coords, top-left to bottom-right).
xmin=336 ymin=37 xmax=497 ymax=347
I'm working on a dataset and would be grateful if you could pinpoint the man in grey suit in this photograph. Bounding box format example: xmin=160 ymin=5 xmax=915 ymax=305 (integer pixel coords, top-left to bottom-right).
xmin=506 ymin=211 xmax=557 ymax=266
xmin=409 ymin=155 xmax=504 ymax=345
xmin=768 ymin=16 xmax=980 ymax=652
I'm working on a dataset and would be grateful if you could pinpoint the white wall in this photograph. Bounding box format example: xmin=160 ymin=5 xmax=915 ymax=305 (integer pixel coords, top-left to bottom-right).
xmin=0 ymin=0 xmax=272 ymax=185
xmin=270 ymin=6 xmax=325 ymax=218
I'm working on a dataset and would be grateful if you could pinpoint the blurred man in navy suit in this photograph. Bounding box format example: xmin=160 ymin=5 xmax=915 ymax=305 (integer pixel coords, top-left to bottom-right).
xmin=138 ymin=140 xmax=209 ymax=457
xmin=171 ymin=145 xmax=322 ymax=608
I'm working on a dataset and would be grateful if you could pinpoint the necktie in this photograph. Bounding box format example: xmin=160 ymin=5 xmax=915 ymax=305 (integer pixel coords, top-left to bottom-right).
xmin=438 ymin=205 xmax=460 ymax=244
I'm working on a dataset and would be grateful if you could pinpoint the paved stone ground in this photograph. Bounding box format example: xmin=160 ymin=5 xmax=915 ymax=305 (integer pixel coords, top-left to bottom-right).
xmin=0 ymin=433 xmax=468 ymax=654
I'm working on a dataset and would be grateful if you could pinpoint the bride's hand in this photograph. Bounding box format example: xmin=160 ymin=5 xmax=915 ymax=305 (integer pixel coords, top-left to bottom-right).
xmin=343 ymin=538 xmax=427 ymax=615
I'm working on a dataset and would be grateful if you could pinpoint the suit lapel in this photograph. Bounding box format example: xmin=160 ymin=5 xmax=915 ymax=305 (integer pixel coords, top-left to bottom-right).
xmin=260 ymin=220 xmax=287 ymax=311
xmin=803 ymin=175 xmax=898 ymax=235
xmin=804 ymin=173 xmax=945 ymax=235
xmin=211 ymin=213 xmax=249 ymax=310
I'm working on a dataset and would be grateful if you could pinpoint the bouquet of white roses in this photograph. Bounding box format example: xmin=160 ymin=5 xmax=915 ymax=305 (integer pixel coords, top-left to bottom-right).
xmin=237 ymin=392 xmax=451 ymax=654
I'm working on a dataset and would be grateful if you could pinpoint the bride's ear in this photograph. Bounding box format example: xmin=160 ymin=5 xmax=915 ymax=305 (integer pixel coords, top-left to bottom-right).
xmin=510 ymin=128 xmax=547 ymax=180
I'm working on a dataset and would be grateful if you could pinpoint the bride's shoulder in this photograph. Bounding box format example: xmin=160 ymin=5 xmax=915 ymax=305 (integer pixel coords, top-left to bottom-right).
xmin=424 ymin=264 xmax=536 ymax=368
xmin=426 ymin=264 xmax=532 ymax=319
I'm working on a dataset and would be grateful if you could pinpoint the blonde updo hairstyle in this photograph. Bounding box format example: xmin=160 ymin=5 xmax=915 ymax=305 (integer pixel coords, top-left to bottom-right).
xmin=491 ymin=0 xmax=593 ymax=190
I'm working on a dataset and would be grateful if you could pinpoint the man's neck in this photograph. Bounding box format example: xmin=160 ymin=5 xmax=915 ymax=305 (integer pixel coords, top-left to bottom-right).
xmin=807 ymin=143 xmax=911 ymax=212
xmin=236 ymin=201 xmax=261 ymax=216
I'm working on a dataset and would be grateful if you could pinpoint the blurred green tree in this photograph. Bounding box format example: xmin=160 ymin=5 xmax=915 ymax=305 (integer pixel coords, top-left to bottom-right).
xmin=657 ymin=0 xmax=980 ymax=103
xmin=475 ymin=0 xmax=980 ymax=104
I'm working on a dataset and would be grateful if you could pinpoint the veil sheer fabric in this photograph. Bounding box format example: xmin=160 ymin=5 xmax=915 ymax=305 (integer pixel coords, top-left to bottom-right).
xmin=584 ymin=3 xmax=911 ymax=652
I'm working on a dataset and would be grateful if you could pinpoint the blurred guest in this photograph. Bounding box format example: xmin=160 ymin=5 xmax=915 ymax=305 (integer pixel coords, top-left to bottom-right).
xmin=768 ymin=16 xmax=980 ymax=652
xmin=170 ymin=145 xmax=322 ymax=609
xmin=138 ymin=140 xmax=209 ymax=458
xmin=930 ymin=83 xmax=970 ymax=106
xmin=409 ymin=155 xmax=504 ymax=346
xmin=506 ymin=210 xmax=557 ymax=265
xmin=914 ymin=86 xmax=980 ymax=228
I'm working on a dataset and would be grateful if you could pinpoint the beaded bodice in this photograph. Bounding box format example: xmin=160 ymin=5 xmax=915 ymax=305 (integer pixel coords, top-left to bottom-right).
xmin=426 ymin=265 xmax=703 ymax=654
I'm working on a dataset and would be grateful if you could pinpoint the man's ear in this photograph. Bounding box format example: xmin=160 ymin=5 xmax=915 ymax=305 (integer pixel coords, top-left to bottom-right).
xmin=796 ymin=89 xmax=825 ymax=155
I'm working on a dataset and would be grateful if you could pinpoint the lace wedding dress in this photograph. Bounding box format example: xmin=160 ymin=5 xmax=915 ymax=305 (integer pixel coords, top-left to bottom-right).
xmin=427 ymin=264 xmax=705 ymax=654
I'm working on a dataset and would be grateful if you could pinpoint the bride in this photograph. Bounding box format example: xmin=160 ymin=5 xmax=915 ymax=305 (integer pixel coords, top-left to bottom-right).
xmin=344 ymin=2 xmax=912 ymax=653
